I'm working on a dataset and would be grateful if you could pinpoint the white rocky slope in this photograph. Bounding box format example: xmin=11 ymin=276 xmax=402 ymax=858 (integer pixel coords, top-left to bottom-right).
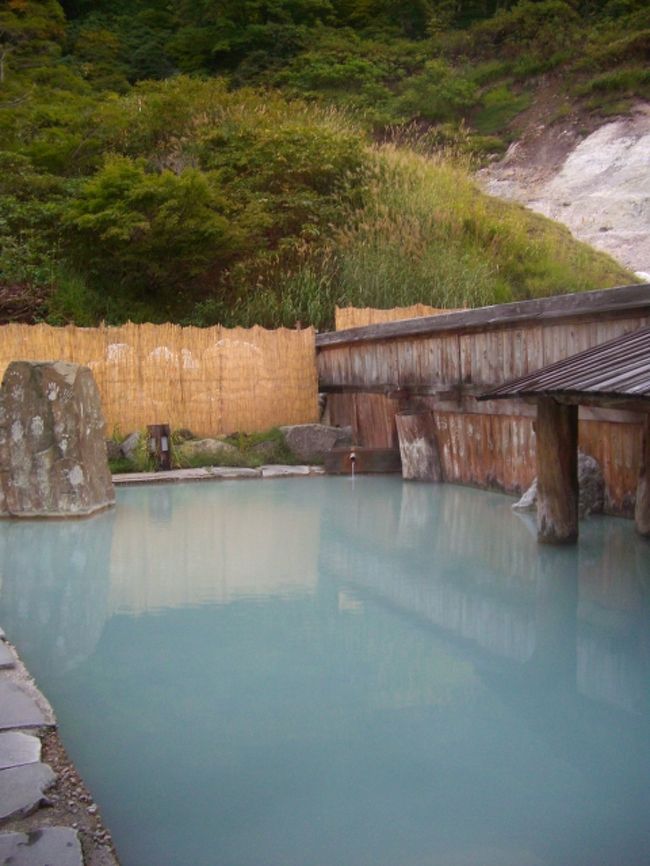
xmin=480 ymin=103 xmax=650 ymax=279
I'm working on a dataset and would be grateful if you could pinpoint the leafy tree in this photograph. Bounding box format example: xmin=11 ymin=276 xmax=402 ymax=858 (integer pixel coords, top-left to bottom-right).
xmin=69 ymin=25 xmax=130 ymax=90
xmin=0 ymin=0 xmax=65 ymax=85
xmin=63 ymin=156 xmax=236 ymax=314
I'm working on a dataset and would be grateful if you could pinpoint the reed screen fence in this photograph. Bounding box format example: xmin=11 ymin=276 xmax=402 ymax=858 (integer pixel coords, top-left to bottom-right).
xmin=335 ymin=304 xmax=459 ymax=330
xmin=0 ymin=323 xmax=318 ymax=437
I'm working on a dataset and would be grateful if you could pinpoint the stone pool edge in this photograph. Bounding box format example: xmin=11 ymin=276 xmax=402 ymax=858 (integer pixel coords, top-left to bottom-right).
xmin=0 ymin=631 xmax=120 ymax=866
xmin=112 ymin=464 xmax=326 ymax=485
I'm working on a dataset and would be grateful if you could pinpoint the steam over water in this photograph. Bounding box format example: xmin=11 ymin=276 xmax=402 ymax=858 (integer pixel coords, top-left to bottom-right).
xmin=1 ymin=478 xmax=649 ymax=866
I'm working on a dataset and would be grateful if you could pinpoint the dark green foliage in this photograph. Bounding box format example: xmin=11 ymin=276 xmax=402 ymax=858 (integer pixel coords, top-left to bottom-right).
xmin=395 ymin=60 xmax=479 ymax=122
xmin=0 ymin=0 xmax=643 ymax=328
xmin=62 ymin=155 xmax=235 ymax=317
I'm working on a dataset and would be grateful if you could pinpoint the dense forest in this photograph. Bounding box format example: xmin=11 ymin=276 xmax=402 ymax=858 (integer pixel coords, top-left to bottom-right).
xmin=0 ymin=0 xmax=646 ymax=328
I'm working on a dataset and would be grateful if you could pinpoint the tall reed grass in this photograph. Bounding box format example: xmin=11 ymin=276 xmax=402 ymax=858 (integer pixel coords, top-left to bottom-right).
xmin=201 ymin=143 xmax=634 ymax=331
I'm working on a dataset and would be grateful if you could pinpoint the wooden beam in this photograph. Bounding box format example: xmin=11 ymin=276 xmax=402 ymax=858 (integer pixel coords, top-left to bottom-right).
xmin=635 ymin=414 xmax=650 ymax=537
xmin=395 ymin=411 xmax=443 ymax=482
xmin=536 ymin=398 xmax=579 ymax=545
xmin=319 ymin=382 xmax=486 ymax=399
xmin=553 ymin=395 xmax=650 ymax=413
xmin=316 ymin=284 xmax=650 ymax=348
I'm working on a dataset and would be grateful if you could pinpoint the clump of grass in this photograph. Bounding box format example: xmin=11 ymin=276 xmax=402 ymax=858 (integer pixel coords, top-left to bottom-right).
xmin=170 ymin=427 xmax=302 ymax=469
xmin=326 ymin=146 xmax=634 ymax=311
xmin=473 ymin=84 xmax=532 ymax=135
xmin=175 ymin=450 xmax=248 ymax=470
xmin=108 ymin=456 xmax=138 ymax=474
xmin=223 ymin=428 xmax=303 ymax=466
xmin=576 ymin=67 xmax=650 ymax=96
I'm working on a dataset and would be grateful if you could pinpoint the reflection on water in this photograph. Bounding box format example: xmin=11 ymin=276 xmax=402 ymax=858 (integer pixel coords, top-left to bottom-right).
xmin=0 ymin=477 xmax=649 ymax=866
xmin=0 ymin=510 xmax=114 ymax=673
xmin=322 ymin=480 xmax=649 ymax=715
xmin=108 ymin=482 xmax=319 ymax=614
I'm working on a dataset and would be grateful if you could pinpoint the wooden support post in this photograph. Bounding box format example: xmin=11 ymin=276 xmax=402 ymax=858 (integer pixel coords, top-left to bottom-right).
xmin=635 ymin=414 xmax=650 ymax=537
xmin=395 ymin=410 xmax=443 ymax=482
xmin=536 ymin=398 xmax=578 ymax=544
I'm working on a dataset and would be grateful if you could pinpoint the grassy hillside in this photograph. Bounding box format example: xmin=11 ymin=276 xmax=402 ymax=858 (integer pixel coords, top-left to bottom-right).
xmin=0 ymin=0 xmax=643 ymax=329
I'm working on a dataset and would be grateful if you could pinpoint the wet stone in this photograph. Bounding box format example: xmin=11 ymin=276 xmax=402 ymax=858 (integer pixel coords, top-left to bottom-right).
xmin=280 ymin=424 xmax=352 ymax=461
xmin=0 ymin=763 xmax=55 ymax=822
xmin=0 ymin=643 xmax=15 ymax=670
xmin=0 ymin=827 xmax=83 ymax=866
xmin=0 ymin=682 xmax=48 ymax=730
xmin=261 ymin=465 xmax=313 ymax=478
xmin=0 ymin=732 xmax=41 ymax=771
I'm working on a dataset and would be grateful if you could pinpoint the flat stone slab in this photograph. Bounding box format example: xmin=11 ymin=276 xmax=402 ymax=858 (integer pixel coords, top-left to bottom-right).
xmin=113 ymin=465 xmax=325 ymax=485
xmin=0 ymin=763 xmax=55 ymax=822
xmin=113 ymin=466 xmax=261 ymax=485
xmin=0 ymin=682 xmax=49 ymax=731
xmin=0 ymin=827 xmax=82 ymax=866
xmin=0 ymin=643 xmax=15 ymax=670
xmin=0 ymin=732 xmax=41 ymax=770
xmin=261 ymin=465 xmax=324 ymax=478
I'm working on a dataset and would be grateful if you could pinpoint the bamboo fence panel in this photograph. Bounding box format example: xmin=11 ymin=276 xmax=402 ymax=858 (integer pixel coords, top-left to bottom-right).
xmin=0 ymin=323 xmax=318 ymax=437
xmin=335 ymin=304 xmax=459 ymax=330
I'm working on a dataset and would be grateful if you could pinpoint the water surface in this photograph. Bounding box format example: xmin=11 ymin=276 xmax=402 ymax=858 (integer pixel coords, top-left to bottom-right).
xmin=1 ymin=478 xmax=649 ymax=866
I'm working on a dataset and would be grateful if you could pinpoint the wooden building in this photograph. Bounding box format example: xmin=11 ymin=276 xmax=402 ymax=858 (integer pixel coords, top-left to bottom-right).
xmin=316 ymin=284 xmax=650 ymax=516
xmin=482 ymin=326 xmax=650 ymax=541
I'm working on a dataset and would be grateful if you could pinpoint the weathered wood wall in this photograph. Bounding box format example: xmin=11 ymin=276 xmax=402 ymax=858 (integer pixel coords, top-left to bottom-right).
xmin=318 ymin=288 xmax=650 ymax=513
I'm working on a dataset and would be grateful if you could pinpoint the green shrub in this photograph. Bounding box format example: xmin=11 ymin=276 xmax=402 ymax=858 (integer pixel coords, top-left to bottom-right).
xmin=473 ymin=84 xmax=532 ymax=135
xmin=468 ymin=0 xmax=580 ymax=60
xmin=62 ymin=154 xmax=235 ymax=318
xmin=394 ymin=60 xmax=479 ymax=123
xmin=576 ymin=66 xmax=650 ymax=95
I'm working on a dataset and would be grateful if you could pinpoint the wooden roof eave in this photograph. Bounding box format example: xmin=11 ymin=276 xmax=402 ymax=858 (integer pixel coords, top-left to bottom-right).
xmin=316 ymin=283 xmax=650 ymax=349
xmin=480 ymin=389 xmax=650 ymax=413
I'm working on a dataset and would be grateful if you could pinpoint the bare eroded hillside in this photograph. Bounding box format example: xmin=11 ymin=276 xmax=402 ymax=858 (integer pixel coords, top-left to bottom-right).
xmin=480 ymin=102 xmax=650 ymax=279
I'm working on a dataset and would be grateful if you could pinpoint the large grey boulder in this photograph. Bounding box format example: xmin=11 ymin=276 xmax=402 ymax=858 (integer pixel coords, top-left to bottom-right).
xmin=0 ymin=361 xmax=115 ymax=518
xmin=120 ymin=431 xmax=142 ymax=461
xmin=279 ymin=424 xmax=352 ymax=461
xmin=513 ymin=450 xmax=605 ymax=518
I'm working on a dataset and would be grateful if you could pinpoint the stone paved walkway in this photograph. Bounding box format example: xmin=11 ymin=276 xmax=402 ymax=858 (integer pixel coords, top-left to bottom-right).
xmin=0 ymin=827 xmax=83 ymax=866
xmin=0 ymin=633 xmax=118 ymax=866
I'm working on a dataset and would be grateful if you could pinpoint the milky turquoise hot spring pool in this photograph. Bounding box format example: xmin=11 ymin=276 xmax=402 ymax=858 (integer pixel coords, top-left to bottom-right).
xmin=1 ymin=477 xmax=649 ymax=866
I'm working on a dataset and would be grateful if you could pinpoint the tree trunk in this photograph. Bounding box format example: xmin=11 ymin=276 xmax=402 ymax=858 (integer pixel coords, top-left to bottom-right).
xmin=536 ymin=398 xmax=578 ymax=544
xmin=635 ymin=414 xmax=650 ymax=537
xmin=395 ymin=410 xmax=443 ymax=482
